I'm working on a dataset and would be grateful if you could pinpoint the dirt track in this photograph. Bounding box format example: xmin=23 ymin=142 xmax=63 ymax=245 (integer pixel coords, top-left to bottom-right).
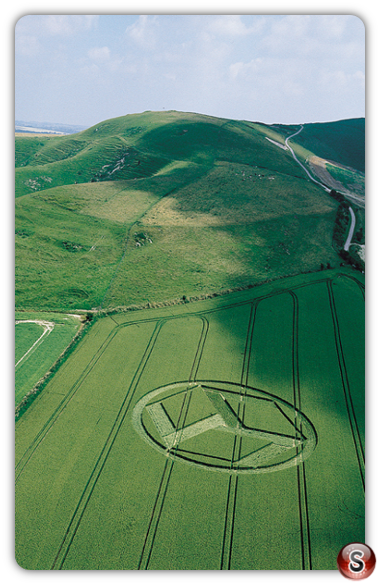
xmin=285 ymin=127 xmax=330 ymax=192
xmin=15 ymin=320 xmax=55 ymax=368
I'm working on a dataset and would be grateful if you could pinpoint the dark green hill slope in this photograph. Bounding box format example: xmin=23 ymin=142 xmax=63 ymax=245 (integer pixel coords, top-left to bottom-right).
xmin=289 ymin=118 xmax=365 ymax=173
xmin=15 ymin=111 xmax=308 ymax=197
xmin=15 ymin=111 xmax=363 ymax=311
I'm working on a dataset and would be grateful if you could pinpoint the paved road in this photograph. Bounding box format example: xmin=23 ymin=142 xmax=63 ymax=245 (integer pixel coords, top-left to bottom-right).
xmin=344 ymin=207 xmax=356 ymax=251
xmin=285 ymin=128 xmax=358 ymax=254
xmin=285 ymin=126 xmax=331 ymax=192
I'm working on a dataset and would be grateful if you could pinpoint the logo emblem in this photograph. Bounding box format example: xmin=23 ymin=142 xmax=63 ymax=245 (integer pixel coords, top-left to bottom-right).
xmin=132 ymin=381 xmax=317 ymax=474
xmin=337 ymin=543 xmax=376 ymax=579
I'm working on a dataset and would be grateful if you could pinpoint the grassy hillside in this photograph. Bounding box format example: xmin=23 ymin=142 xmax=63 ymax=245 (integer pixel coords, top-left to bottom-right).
xmin=15 ymin=110 xmax=363 ymax=312
xmin=15 ymin=111 xmax=306 ymax=197
xmin=15 ymin=112 xmax=365 ymax=571
xmin=288 ymin=118 xmax=364 ymax=173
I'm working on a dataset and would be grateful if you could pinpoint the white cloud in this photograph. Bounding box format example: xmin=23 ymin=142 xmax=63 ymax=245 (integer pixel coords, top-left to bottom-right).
xmin=126 ymin=15 xmax=158 ymax=50
xmin=15 ymin=15 xmax=365 ymax=126
xmin=229 ymin=58 xmax=263 ymax=79
xmin=88 ymin=47 xmax=111 ymax=63
xmin=15 ymin=15 xmax=99 ymax=59
xmin=16 ymin=15 xmax=98 ymax=38
xmin=224 ymin=14 xmax=364 ymax=119
xmin=82 ymin=47 xmax=124 ymax=78
xmin=42 ymin=15 xmax=98 ymax=36
xmin=15 ymin=33 xmax=41 ymax=57
xmin=164 ymin=72 xmax=176 ymax=81
xmin=207 ymin=15 xmax=265 ymax=37
xmin=261 ymin=14 xmax=364 ymax=64
xmin=226 ymin=54 xmax=310 ymax=114
xmin=319 ymin=68 xmax=366 ymax=90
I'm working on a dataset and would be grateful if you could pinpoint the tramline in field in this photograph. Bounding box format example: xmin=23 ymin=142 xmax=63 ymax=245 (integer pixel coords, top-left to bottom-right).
xmin=15 ymin=269 xmax=364 ymax=570
xmin=15 ymin=320 xmax=55 ymax=369
xmin=14 ymin=313 xmax=82 ymax=408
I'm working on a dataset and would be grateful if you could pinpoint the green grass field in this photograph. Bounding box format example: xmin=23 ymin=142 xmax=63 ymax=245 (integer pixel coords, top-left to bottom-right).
xmin=15 ymin=110 xmax=365 ymax=571
xmin=17 ymin=111 xmax=358 ymax=312
xmin=293 ymin=118 xmax=365 ymax=174
xmin=15 ymin=312 xmax=82 ymax=407
xmin=15 ymin=268 xmax=364 ymax=570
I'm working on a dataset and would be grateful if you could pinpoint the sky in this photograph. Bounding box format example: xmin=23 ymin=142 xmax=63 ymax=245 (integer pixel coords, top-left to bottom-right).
xmin=15 ymin=14 xmax=365 ymax=127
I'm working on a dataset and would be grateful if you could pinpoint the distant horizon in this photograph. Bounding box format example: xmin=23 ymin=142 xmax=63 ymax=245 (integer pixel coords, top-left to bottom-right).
xmin=15 ymin=109 xmax=366 ymax=133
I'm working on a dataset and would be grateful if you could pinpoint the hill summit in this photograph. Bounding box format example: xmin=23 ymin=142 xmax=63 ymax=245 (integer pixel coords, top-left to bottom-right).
xmin=15 ymin=110 xmax=364 ymax=311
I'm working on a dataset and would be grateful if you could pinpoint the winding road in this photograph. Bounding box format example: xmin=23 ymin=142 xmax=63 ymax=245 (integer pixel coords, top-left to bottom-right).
xmin=285 ymin=125 xmax=358 ymax=255
xmin=285 ymin=126 xmax=331 ymax=192
xmin=344 ymin=207 xmax=356 ymax=252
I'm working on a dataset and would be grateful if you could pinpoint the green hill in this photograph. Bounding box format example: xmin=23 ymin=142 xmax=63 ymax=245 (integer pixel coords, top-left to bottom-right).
xmin=15 ymin=111 xmax=307 ymax=197
xmin=15 ymin=110 xmax=364 ymax=312
xmin=280 ymin=118 xmax=365 ymax=173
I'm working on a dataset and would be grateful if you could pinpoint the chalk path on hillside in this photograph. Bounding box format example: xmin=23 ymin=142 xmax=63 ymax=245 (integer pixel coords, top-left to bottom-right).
xmin=285 ymin=126 xmax=331 ymax=192
xmin=285 ymin=128 xmax=358 ymax=255
xmin=15 ymin=320 xmax=55 ymax=368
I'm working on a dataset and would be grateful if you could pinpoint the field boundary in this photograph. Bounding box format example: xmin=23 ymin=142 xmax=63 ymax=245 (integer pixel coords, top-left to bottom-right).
xmin=52 ymin=319 xmax=165 ymax=569
xmin=16 ymin=272 xmax=365 ymax=570
xmin=15 ymin=317 xmax=88 ymax=421
xmin=290 ymin=291 xmax=312 ymax=570
xmin=327 ymin=280 xmax=365 ymax=490
xmin=15 ymin=320 xmax=55 ymax=368
xmin=220 ymin=302 xmax=256 ymax=570
xmin=17 ymin=272 xmax=363 ymax=470
xmin=138 ymin=317 xmax=209 ymax=570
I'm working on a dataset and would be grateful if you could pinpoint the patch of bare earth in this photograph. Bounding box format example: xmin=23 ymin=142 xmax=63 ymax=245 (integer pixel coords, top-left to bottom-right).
xmin=308 ymin=156 xmax=346 ymax=192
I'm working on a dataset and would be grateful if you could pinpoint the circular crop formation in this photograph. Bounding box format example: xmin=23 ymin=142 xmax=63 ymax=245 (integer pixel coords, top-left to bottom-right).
xmin=133 ymin=380 xmax=317 ymax=474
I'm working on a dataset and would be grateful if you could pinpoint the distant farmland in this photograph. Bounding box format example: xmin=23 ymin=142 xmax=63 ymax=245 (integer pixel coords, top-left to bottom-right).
xmin=15 ymin=269 xmax=364 ymax=570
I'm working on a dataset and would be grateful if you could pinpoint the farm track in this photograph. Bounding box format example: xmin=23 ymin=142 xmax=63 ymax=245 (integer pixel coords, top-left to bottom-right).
xmin=220 ymin=291 xmax=313 ymax=570
xmin=15 ymin=323 xmax=124 ymax=481
xmin=15 ymin=320 xmax=55 ymax=368
xmin=289 ymin=291 xmax=312 ymax=570
xmin=344 ymin=207 xmax=356 ymax=252
xmin=52 ymin=318 xmax=166 ymax=569
xmin=326 ymin=280 xmax=365 ymax=491
xmin=220 ymin=303 xmax=256 ymax=569
xmin=16 ymin=272 xmax=363 ymax=482
xmin=138 ymin=317 xmax=209 ymax=570
xmin=285 ymin=126 xmax=330 ymax=193
xmin=15 ymin=270 xmax=364 ymax=569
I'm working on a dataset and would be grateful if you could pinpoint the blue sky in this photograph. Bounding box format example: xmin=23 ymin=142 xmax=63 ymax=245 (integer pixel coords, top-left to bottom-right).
xmin=15 ymin=14 xmax=365 ymax=127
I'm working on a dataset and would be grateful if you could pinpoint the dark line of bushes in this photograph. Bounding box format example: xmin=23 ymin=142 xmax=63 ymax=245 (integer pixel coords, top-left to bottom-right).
xmin=15 ymin=313 xmax=96 ymax=421
xmin=331 ymin=190 xmax=365 ymax=273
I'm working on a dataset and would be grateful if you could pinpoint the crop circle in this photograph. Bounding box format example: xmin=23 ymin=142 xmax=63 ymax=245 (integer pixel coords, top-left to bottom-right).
xmin=133 ymin=380 xmax=317 ymax=474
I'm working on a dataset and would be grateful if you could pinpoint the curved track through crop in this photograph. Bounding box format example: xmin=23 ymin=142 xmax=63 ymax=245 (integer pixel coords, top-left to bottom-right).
xmin=15 ymin=271 xmax=364 ymax=570
xmin=50 ymin=318 xmax=167 ymax=569
xmin=15 ymin=320 xmax=55 ymax=369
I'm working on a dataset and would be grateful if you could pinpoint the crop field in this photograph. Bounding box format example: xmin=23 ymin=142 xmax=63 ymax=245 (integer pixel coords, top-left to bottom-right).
xmin=15 ymin=268 xmax=364 ymax=570
xmin=15 ymin=312 xmax=82 ymax=407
